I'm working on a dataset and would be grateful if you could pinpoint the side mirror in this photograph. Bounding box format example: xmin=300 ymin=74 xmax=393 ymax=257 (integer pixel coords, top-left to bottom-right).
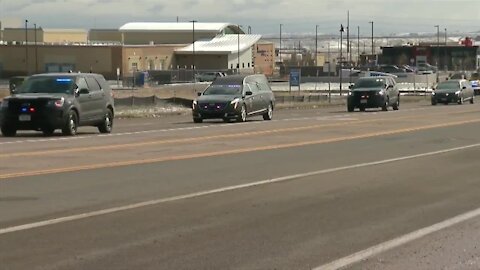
xmin=245 ymin=91 xmax=253 ymax=96
xmin=197 ymin=92 xmax=202 ymax=96
xmin=348 ymin=85 xmax=353 ymax=90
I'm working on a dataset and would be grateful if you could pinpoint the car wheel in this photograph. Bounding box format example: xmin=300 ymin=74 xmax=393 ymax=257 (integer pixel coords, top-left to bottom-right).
xmin=1 ymin=125 xmax=16 ymax=137
xmin=223 ymin=118 xmax=230 ymax=123
xmin=237 ymin=105 xmax=247 ymax=122
xmin=347 ymin=103 xmax=355 ymax=112
xmin=263 ymin=104 xmax=273 ymax=120
xmin=98 ymin=109 xmax=114 ymax=134
xmin=470 ymin=96 xmax=474 ymax=104
xmin=42 ymin=127 xmax=55 ymax=136
xmin=431 ymin=99 xmax=437 ymax=105
xmin=458 ymin=97 xmax=464 ymax=105
xmin=193 ymin=117 xmax=203 ymax=123
xmin=392 ymin=96 xmax=400 ymax=110
xmin=359 ymin=106 xmax=366 ymax=112
xmin=382 ymin=98 xmax=389 ymax=111
xmin=62 ymin=110 xmax=78 ymax=136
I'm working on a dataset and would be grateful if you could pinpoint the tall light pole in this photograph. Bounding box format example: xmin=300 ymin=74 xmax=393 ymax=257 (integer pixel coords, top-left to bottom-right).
xmin=340 ymin=24 xmax=345 ymax=96
xmin=435 ymin=25 xmax=440 ymax=82
xmin=279 ymin=24 xmax=283 ymax=65
xmin=369 ymin=21 xmax=374 ymax=61
xmin=190 ymin=20 xmax=197 ymax=81
xmin=237 ymin=24 xmax=242 ymax=74
xmin=315 ymin=25 xmax=318 ymax=66
xmin=34 ymin=23 xmax=38 ymax=74
xmin=357 ymin=26 xmax=360 ymax=66
xmin=444 ymin=27 xmax=448 ymax=71
xmin=25 ymin=19 xmax=28 ymax=75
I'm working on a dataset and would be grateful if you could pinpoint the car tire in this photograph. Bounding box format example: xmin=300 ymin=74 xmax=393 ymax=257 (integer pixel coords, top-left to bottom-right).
xmin=382 ymin=98 xmax=389 ymax=111
xmin=1 ymin=125 xmax=16 ymax=137
xmin=62 ymin=110 xmax=78 ymax=136
xmin=237 ymin=105 xmax=247 ymax=122
xmin=223 ymin=118 xmax=231 ymax=123
xmin=431 ymin=99 xmax=437 ymax=105
xmin=458 ymin=97 xmax=464 ymax=105
xmin=470 ymin=96 xmax=474 ymax=104
xmin=392 ymin=96 xmax=400 ymax=110
xmin=42 ymin=127 xmax=55 ymax=136
xmin=193 ymin=117 xmax=203 ymax=123
xmin=98 ymin=109 xmax=114 ymax=134
xmin=359 ymin=106 xmax=366 ymax=112
xmin=263 ymin=104 xmax=273 ymax=120
xmin=347 ymin=104 xmax=355 ymax=112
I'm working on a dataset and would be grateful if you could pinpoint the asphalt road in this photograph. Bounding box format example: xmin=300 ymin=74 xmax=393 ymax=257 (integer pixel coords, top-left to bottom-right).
xmin=1 ymin=101 xmax=480 ymax=270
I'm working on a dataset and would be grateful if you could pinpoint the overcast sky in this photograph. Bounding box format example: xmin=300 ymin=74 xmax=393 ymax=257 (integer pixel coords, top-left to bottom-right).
xmin=1 ymin=0 xmax=479 ymax=35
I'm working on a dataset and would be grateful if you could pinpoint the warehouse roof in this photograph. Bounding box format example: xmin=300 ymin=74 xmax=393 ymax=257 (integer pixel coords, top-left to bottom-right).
xmin=176 ymin=34 xmax=262 ymax=54
xmin=119 ymin=22 xmax=232 ymax=33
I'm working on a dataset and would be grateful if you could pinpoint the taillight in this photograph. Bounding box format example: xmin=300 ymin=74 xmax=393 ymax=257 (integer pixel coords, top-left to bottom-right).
xmin=54 ymin=98 xmax=65 ymax=108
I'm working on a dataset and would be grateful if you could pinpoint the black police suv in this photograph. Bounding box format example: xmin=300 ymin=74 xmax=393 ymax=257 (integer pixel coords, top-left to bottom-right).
xmin=0 ymin=73 xmax=115 ymax=136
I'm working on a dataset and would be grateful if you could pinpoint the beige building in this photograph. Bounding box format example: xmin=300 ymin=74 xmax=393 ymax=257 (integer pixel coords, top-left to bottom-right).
xmin=253 ymin=42 xmax=275 ymax=76
xmin=3 ymin=28 xmax=87 ymax=44
xmin=89 ymin=29 xmax=123 ymax=43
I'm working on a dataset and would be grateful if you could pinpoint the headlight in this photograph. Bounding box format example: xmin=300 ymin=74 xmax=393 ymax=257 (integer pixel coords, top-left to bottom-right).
xmin=230 ymin=98 xmax=240 ymax=109
xmin=348 ymin=91 xmax=352 ymax=96
xmin=192 ymin=100 xmax=197 ymax=109
xmin=378 ymin=90 xmax=384 ymax=96
xmin=432 ymin=91 xmax=436 ymax=96
xmin=455 ymin=91 xmax=461 ymax=95
xmin=0 ymin=99 xmax=8 ymax=108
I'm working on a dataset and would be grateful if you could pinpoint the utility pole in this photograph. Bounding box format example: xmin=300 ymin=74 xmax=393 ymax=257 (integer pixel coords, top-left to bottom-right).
xmin=34 ymin=23 xmax=38 ymax=74
xmin=190 ymin=20 xmax=197 ymax=82
xmin=357 ymin=26 xmax=360 ymax=66
xmin=279 ymin=24 xmax=283 ymax=65
xmin=25 ymin=19 xmax=29 ymax=75
xmin=340 ymin=24 xmax=345 ymax=96
xmin=435 ymin=25 xmax=440 ymax=82
xmin=369 ymin=21 xmax=374 ymax=64
xmin=444 ymin=28 xmax=448 ymax=71
xmin=347 ymin=11 xmax=350 ymax=68
xmin=315 ymin=25 xmax=318 ymax=66
xmin=237 ymin=24 xmax=242 ymax=74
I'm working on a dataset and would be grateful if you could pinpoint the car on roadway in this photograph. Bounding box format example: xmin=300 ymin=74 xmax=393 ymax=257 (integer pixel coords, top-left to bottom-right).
xmin=469 ymin=72 xmax=480 ymax=95
xmin=0 ymin=73 xmax=115 ymax=137
xmin=347 ymin=76 xmax=400 ymax=112
xmin=194 ymin=71 xmax=226 ymax=82
xmin=431 ymin=79 xmax=474 ymax=105
xmin=192 ymin=74 xmax=275 ymax=123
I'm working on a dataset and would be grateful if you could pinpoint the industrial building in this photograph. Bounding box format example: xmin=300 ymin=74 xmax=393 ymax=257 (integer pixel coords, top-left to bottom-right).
xmin=0 ymin=22 xmax=276 ymax=79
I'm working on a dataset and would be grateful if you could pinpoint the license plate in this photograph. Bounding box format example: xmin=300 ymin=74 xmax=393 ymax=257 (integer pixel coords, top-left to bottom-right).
xmin=360 ymin=99 xmax=368 ymax=104
xmin=19 ymin=114 xmax=31 ymax=121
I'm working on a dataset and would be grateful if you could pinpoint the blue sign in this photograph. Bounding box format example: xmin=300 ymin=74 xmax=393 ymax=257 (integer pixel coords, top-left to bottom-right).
xmin=290 ymin=69 xmax=301 ymax=87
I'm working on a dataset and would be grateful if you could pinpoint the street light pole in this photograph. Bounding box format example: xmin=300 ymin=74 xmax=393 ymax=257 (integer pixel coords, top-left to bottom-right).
xmin=444 ymin=27 xmax=448 ymax=71
xmin=340 ymin=24 xmax=345 ymax=96
xmin=435 ymin=25 xmax=440 ymax=82
xmin=190 ymin=20 xmax=197 ymax=81
xmin=357 ymin=26 xmax=360 ymax=65
xmin=25 ymin=19 xmax=28 ymax=75
xmin=237 ymin=24 xmax=242 ymax=74
xmin=279 ymin=24 xmax=283 ymax=65
xmin=34 ymin=23 xmax=38 ymax=74
xmin=369 ymin=21 xmax=374 ymax=65
xmin=315 ymin=25 xmax=318 ymax=66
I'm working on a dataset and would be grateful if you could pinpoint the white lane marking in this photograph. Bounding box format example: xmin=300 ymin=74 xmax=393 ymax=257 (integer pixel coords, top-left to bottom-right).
xmin=1 ymin=142 xmax=480 ymax=235
xmin=0 ymin=106 xmax=432 ymax=145
xmin=314 ymin=208 xmax=480 ymax=270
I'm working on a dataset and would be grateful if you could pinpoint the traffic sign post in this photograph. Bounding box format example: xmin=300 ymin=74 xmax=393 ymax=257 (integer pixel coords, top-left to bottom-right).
xmin=289 ymin=69 xmax=301 ymax=93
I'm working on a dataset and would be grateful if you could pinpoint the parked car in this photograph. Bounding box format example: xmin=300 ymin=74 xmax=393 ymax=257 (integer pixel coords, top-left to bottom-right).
xmin=0 ymin=73 xmax=115 ymax=137
xmin=469 ymin=72 xmax=480 ymax=95
xmin=192 ymin=74 xmax=275 ymax=123
xmin=376 ymin=65 xmax=406 ymax=74
xmin=194 ymin=72 xmax=226 ymax=82
xmin=347 ymin=76 xmax=400 ymax=112
xmin=431 ymin=79 xmax=474 ymax=105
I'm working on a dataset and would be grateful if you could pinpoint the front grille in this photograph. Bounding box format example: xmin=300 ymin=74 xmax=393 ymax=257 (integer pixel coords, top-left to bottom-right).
xmin=198 ymin=102 xmax=228 ymax=111
xmin=7 ymin=98 xmax=50 ymax=115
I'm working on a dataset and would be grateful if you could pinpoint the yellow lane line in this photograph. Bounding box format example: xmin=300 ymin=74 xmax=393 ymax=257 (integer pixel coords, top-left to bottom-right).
xmin=1 ymin=118 xmax=479 ymax=180
xmin=0 ymin=110 xmax=468 ymax=158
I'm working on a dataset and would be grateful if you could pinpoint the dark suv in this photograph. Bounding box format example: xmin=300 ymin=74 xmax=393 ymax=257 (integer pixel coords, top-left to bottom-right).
xmin=347 ymin=76 xmax=400 ymax=112
xmin=0 ymin=73 xmax=115 ymax=136
xmin=192 ymin=74 xmax=275 ymax=123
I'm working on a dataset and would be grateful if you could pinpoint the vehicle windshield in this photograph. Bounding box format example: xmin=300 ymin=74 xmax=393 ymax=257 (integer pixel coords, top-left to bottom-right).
xmin=436 ymin=81 xmax=460 ymax=90
xmin=450 ymin=73 xmax=466 ymax=79
xmin=354 ymin=78 xmax=386 ymax=88
xmin=18 ymin=76 xmax=76 ymax=94
xmin=203 ymin=84 xmax=242 ymax=95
